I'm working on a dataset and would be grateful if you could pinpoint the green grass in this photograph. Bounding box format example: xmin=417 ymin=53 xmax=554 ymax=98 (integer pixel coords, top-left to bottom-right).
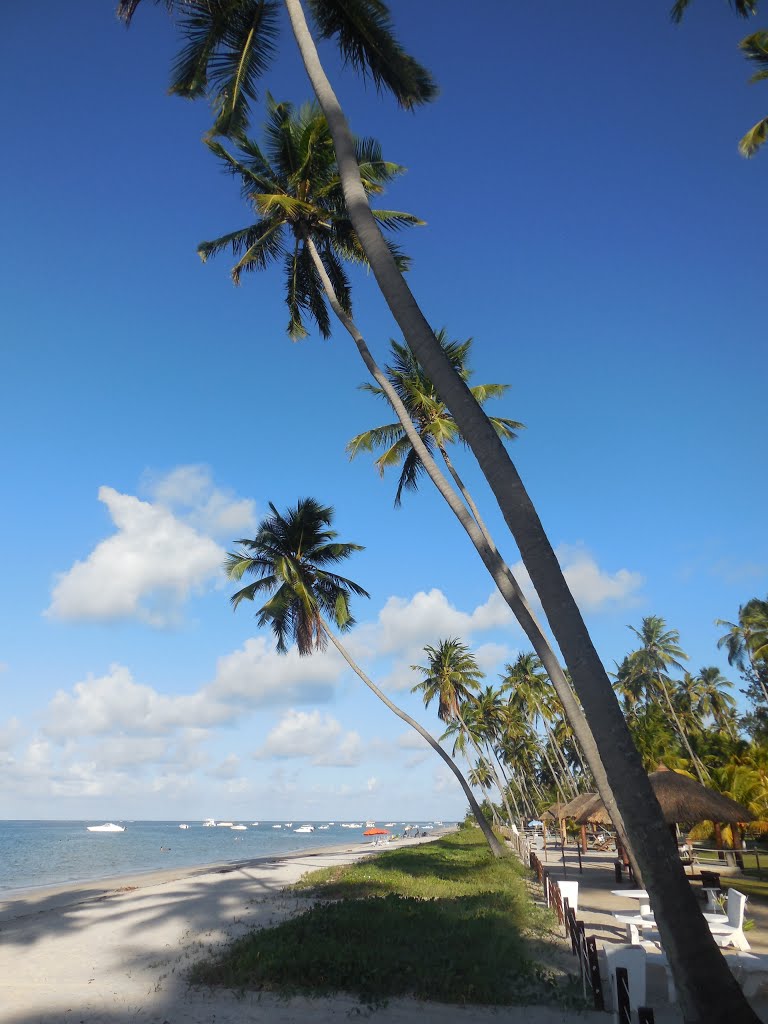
xmin=190 ymin=830 xmax=578 ymax=1006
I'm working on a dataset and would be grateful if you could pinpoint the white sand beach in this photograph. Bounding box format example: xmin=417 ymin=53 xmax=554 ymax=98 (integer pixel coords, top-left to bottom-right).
xmin=0 ymin=834 xmax=597 ymax=1024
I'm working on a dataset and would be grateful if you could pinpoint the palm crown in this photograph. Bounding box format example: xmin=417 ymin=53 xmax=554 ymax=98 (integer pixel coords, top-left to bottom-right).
xmin=347 ymin=331 xmax=524 ymax=505
xmin=117 ymin=0 xmax=437 ymax=135
xmin=224 ymin=497 xmax=369 ymax=654
xmin=198 ymin=96 xmax=423 ymax=339
xmin=410 ymin=638 xmax=484 ymax=723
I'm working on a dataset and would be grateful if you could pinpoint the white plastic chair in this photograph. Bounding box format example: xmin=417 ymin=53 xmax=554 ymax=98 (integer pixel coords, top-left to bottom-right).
xmin=708 ymin=889 xmax=750 ymax=951
xmin=603 ymin=943 xmax=647 ymax=1022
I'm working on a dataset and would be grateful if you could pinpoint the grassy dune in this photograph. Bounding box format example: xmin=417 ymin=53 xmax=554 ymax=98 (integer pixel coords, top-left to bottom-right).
xmin=190 ymin=829 xmax=579 ymax=1005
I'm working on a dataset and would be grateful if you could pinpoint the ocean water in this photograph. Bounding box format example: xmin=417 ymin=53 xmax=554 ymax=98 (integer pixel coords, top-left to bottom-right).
xmin=0 ymin=820 xmax=445 ymax=896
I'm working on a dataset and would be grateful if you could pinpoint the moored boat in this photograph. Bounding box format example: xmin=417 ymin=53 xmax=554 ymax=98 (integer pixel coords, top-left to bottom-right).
xmin=86 ymin=822 xmax=125 ymax=833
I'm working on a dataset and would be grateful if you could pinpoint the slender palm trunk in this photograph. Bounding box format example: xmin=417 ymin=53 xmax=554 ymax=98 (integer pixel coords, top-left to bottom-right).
xmin=285 ymin=9 xmax=760 ymax=1020
xmin=657 ymin=676 xmax=708 ymax=785
xmin=318 ymin=619 xmax=505 ymax=858
xmin=544 ymin=722 xmax=579 ymax=797
xmin=456 ymin=708 xmax=515 ymax=826
xmin=303 ymin=233 xmax=630 ymax=852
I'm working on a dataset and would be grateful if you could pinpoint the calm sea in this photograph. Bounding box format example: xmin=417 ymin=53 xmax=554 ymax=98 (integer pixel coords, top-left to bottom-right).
xmin=0 ymin=820 xmax=443 ymax=896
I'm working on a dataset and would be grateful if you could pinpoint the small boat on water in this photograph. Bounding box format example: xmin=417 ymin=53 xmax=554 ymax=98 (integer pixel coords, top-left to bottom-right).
xmin=231 ymin=824 xmax=247 ymax=830
xmin=365 ymin=820 xmax=375 ymax=827
xmin=294 ymin=825 xmax=315 ymax=833
xmin=203 ymin=819 xmax=216 ymax=827
xmin=318 ymin=825 xmax=330 ymax=830
xmin=272 ymin=824 xmax=282 ymax=828
xmin=284 ymin=822 xmax=293 ymax=827
xmin=251 ymin=822 xmax=260 ymax=826
xmin=384 ymin=822 xmax=396 ymax=827
xmin=179 ymin=823 xmax=190 ymax=829
xmin=216 ymin=821 xmax=234 ymax=827
xmin=86 ymin=823 xmax=125 ymax=833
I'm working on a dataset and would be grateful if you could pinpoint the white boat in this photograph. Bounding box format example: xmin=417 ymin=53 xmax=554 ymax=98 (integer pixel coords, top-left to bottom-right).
xmin=86 ymin=822 xmax=125 ymax=833
xmin=365 ymin=820 xmax=375 ymax=827
xmin=284 ymin=822 xmax=293 ymax=827
xmin=318 ymin=825 xmax=330 ymax=830
xmin=179 ymin=823 xmax=190 ymax=829
xmin=203 ymin=818 xmax=216 ymax=827
xmin=272 ymin=824 xmax=282 ymax=828
xmin=251 ymin=822 xmax=260 ymax=826
xmin=231 ymin=824 xmax=247 ymax=830
xmin=384 ymin=822 xmax=396 ymax=827
xmin=216 ymin=821 xmax=234 ymax=827
xmin=294 ymin=825 xmax=315 ymax=833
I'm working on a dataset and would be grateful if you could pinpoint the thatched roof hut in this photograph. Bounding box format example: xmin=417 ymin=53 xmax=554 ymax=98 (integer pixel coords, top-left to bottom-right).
xmin=574 ymin=766 xmax=753 ymax=826
xmin=557 ymin=792 xmax=597 ymax=819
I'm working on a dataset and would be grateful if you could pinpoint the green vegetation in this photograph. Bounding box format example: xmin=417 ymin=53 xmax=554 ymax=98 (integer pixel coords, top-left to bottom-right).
xmin=190 ymin=830 xmax=575 ymax=1006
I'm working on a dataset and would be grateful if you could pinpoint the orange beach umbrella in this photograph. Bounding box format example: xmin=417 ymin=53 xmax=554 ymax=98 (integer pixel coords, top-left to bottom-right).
xmin=363 ymin=828 xmax=389 ymax=835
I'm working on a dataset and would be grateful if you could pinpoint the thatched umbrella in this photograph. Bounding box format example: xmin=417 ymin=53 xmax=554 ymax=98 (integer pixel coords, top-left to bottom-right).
xmin=575 ymin=766 xmax=753 ymax=827
xmin=558 ymin=792 xmax=597 ymax=819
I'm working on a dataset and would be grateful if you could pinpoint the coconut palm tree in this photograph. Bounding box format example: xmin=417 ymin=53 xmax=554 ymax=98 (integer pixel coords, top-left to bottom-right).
xmin=225 ymin=497 xmax=504 ymax=857
xmin=200 ymin=94 xmax=631 ymax=862
xmin=412 ymin=640 xmax=516 ymax=827
xmin=348 ymin=333 xmax=523 ymax=510
xmin=717 ymin=597 xmax=768 ymax=704
xmin=198 ymin=97 xmax=422 ymax=339
xmin=627 ymin=616 xmax=709 ymax=784
xmin=118 ymin=5 xmax=759 ymax=1015
xmin=503 ymin=653 xmax=578 ymax=803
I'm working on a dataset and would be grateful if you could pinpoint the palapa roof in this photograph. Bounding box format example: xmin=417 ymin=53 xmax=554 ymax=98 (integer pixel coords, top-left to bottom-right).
xmin=541 ymin=802 xmax=568 ymax=821
xmin=574 ymin=766 xmax=753 ymax=826
xmin=556 ymin=792 xmax=598 ymax=819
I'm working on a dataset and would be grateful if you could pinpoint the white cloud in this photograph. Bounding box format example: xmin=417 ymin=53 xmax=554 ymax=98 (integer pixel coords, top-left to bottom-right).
xmin=0 ymin=717 xmax=22 ymax=752
xmin=47 ymin=486 xmax=225 ymax=626
xmin=255 ymin=709 xmax=362 ymax=767
xmin=143 ymin=464 xmax=257 ymax=537
xmin=43 ymin=664 xmax=235 ymax=741
xmin=46 ymin=467 xmax=257 ymax=627
xmin=211 ymin=753 xmax=241 ymax=779
xmin=210 ymin=636 xmax=341 ymax=706
xmin=509 ymin=544 xmax=643 ymax=613
xmin=397 ymin=730 xmax=431 ymax=751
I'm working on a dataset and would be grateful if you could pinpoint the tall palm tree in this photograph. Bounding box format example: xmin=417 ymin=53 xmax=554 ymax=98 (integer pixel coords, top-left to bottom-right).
xmin=717 ymin=597 xmax=768 ymax=704
xmin=118 ymin=5 xmax=758 ymax=1016
xmin=691 ymin=667 xmax=738 ymax=739
xmin=503 ymin=653 xmax=578 ymax=803
xmin=348 ymin=333 xmax=523 ymax=510
xmin=225 ymin=497 xmax=504 ymax=857
xmin=200 ymin=95 xmax=631 ymax=862
xmin=198 ymin=97 xmax=422 ymax=339
xmin=627 ymin=616 xmax=708 ymax=784
xmin=412 ymin=640 xmax=515 ymax=827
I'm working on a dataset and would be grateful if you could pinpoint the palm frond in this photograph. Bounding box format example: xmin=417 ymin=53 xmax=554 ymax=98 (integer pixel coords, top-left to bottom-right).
xmin=197 ymin=218 xmax=282 ymax=265
xmin=346 ymin=423 xmax=404 ymax=458
xmin=371 ymin=209 xmax=426 ymax=230
xmin=670 ymin=0 xmax=757 ymax=22
xmin=739 ymin=114 xmax=768 ymax=155
xmin=306 ymin=0 xmax=438 ymax=109
xmin=741 ymin=30 xmax=768 ymax=81
xmin=205 ymin=137 xmax=283 ymax=196
xmin=165 ymin=0 xmax=281 ymax=136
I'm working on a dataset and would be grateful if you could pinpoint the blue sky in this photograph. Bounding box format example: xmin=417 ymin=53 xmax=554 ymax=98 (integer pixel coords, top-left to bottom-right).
xmin=0 ymin=2 xmax=764 ymax=821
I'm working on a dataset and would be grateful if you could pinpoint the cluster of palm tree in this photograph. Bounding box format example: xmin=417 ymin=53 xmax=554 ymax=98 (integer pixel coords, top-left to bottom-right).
xmin=109 ymin=2 xmax=763 ymax=1019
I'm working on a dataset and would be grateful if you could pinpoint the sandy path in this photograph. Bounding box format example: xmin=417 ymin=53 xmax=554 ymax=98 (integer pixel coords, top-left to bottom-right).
xmin=0 ymin=837 xmax=596 ymax=1024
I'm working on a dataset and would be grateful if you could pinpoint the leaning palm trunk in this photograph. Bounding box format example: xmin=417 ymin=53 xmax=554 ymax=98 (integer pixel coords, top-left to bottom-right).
xmin=656 ymin=675 xmax=709 ymax=785
xmin=286 ymin=8 xmax=759 ymax=1020
xmin=319 ymin=619 xmax=505 ymax=858
xmin=303 ymin=234 xmax=630 ymax=854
